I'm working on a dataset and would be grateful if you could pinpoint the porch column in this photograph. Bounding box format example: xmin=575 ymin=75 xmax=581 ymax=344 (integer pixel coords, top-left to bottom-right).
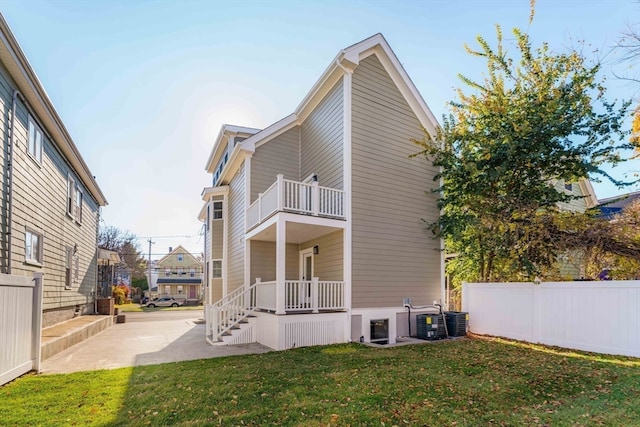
xmin=275 ymin=217 xmax=286 ymax=315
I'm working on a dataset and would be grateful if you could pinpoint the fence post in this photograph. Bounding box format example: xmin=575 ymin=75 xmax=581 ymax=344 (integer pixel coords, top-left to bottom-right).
xmin=312 ymin=277 xmax=319 ymax=313
xmin=276 ymin=174 xmax=284 ymax=211
xmin=32 ymin=273 xmax=43 ymax=373
xmin=255 ymin=278 xmax=261 ymax=309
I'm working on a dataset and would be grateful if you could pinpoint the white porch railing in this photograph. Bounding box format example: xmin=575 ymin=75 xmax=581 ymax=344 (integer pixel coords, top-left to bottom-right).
xmin=205 ymin=283 xmax=257 ymax=342
xmin=246 ymin=174 xmax=345 ymax=230
xmin=254 ymin=277 xmax=345 ymax=313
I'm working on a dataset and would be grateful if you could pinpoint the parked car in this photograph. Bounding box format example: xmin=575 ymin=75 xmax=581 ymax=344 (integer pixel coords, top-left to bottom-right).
xmin=145 ymin=297 xmax=182 ymax=308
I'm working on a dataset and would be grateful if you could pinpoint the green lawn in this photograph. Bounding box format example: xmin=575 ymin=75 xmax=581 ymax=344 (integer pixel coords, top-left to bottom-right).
xmin=2 ymin=336 xmax=640 ymax=426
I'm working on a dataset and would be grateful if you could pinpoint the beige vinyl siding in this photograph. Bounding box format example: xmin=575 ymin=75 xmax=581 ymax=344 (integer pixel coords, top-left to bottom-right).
xmin=556 ymin=181 xmax=588 ymax=212
xmin=300 ymin=78 xmax=344 ymax=189
xmin=0 ymin=61 xmax=12 ymax=274
xmin=227 ymin=163 xmax=246 ymax=291
xmin=212 ymin=219 xmax=223 ymax=259
xmin=251 ymin=126 xmax=300 ymax=202
xmin=300 ymin=230 xmax=343 ymax=281
xmin=250 ymin=241 xmax=299 ymax=283
xmin=211 ymin=278 xmax=223 ymax=302
xmin=351 ymin=54 xmax=441 ymax=308
xmin=0 ymin=58 xmax=100 ymax=322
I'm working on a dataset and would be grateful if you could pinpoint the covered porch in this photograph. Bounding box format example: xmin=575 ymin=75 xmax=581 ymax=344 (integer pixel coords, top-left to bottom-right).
xmin=247 ymin=213 xmax=347 ymax=314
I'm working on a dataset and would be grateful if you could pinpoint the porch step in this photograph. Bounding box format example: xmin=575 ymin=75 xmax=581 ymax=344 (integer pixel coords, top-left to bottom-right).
xmin=41 ymin=315 xmax=114 ymax=361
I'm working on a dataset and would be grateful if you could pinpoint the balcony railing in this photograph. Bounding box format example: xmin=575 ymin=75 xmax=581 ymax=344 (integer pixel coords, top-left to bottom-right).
xmin=247 ymin=174 xmax=345 ymax=230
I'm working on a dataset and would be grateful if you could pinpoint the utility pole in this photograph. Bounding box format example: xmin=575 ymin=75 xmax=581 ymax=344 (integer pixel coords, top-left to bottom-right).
xmin=147 ymin=238 xmax=155 ymax=299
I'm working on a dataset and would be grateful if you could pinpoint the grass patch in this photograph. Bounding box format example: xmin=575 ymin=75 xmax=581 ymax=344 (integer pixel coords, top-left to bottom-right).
xmin=2 ymin=336 xmax=640 ymax=426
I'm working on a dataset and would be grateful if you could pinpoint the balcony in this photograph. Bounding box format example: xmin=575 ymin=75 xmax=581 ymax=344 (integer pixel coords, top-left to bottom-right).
xmin=246 ymin=174 xmax=345 ymax=231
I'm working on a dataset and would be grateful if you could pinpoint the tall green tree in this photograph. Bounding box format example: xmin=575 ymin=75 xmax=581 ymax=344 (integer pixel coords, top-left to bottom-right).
xmin=415 ymin=23 xmax=633 ymax=283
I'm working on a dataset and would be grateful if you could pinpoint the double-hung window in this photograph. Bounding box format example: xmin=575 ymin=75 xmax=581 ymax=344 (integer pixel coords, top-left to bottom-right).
xmin=212 ymin=260 xmax=222 ymax=278
xmin=213 ymin=201 xmax=223 ymax=219
xmin=27 ymin=116 xmax=43 ymax=164
xmin=25 ymin=229 xmax=43 ymax=265
xmin=67 ymin=175 xmax=83 ymax=224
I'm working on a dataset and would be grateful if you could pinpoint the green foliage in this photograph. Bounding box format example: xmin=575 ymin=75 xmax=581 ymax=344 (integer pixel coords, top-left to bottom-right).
xmin=131 ymin=276 xmax=148 ymax=291
xmin=415 ymin=23 xmax=633 ymax=283
xmin=2 ymin=339 xmax=640 ymax=426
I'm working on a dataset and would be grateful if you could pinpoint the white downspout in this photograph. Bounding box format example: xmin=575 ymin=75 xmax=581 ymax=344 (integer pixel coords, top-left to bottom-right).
xmin=6 ymin=90 xmax=23 ymax=274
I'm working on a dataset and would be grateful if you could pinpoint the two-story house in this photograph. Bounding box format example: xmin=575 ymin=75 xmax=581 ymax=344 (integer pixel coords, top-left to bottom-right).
xmin=199 ymin=34 xmax=443 ymax=350
xmin=0 ymin=14 xmax=107 ymax=328
xmin=155 ymin=246 xmax=203 ymax=304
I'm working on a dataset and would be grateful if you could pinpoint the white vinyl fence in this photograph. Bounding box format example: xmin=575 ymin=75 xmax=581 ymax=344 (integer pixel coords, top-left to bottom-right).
xmin=462 ymin=281 xmax=640 ymax=358
xmin=1 ymin=273 xmax=43 ymax=385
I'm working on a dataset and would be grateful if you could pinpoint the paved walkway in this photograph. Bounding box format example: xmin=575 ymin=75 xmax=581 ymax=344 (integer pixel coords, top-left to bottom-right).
xmin=40 ymin=311 xmax=271 ymax=375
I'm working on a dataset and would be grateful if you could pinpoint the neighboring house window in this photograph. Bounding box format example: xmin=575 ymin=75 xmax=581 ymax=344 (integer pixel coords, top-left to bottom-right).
xmin=65 ymin=246 xmax=73 ymax=289
xmin=27 ymin=116 xmax=43 ymax=164
xmin=212 ymin=260 xmax=222 ymax=278
xmin=165 ymin=268 xmax=171 ymax=277
xmin=67 ymin=176 xmax=75 ymax=217
xmin=177 ymin=254 xmax=184 ymax=262
xmin=165 ymin=286 xmax=171 ymax=294
xmin=177 ymin=285 xmax=183 ymax=294
xmin=75 ymin=188 xmax=83 ymax=224
xmin=25 ymin=229 xmax=43 ymax=265
xmin=189 ymin=268 xmax=195 ymax=277
xmin=213 ymin=201 xmax=223 ymax=219
xmin=565 ymin=183 xmax=573 ymax=192
xmin=177 ymin=267 xmax=184 ymax=275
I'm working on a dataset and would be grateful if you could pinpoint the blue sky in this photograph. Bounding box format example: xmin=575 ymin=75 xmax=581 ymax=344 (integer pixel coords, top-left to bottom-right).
xmin=2 ymin=0 xmax=638 ymax=258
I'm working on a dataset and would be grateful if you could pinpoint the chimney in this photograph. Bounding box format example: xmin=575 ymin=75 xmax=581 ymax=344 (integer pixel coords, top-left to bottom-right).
xmin=169 ymin=247 xmax=173 ymax=253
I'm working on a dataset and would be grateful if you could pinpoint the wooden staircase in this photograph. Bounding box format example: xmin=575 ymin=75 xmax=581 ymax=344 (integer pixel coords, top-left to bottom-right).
xmin=205 ymin=283 xmax=257 ymax=345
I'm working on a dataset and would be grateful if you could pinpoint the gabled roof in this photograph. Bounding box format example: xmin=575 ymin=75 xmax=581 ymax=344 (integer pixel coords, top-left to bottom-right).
xmin=238 ymin=33 xmax=440 ymax=153
xmin=0 ymin=14 xmax=107 ymax=206
xmin=202 ymin=33 xmax=440 ymax=180
xmin=597 ymin=191 xmax=640 ymax=218
xmin=204 ymin=124 xmax=261 ymax=173
xmin=156 ymin=245 xmax=201 ymax=266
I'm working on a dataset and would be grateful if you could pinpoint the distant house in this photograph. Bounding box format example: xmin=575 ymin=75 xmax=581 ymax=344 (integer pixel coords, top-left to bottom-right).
xmin=0 ymin=15 xmax=107 ymax=328
xmin=199 ymin=34 xmax=443 ymax=350
xmin=155 ymin=246 xmax=203 ymax=304
xmin=597 ymin=190 xmax=640 ymax=219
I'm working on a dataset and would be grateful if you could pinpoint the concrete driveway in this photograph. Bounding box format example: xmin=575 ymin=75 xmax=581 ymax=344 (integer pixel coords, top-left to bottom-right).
xmin=40 ymin=310 xmax=271 ymax=375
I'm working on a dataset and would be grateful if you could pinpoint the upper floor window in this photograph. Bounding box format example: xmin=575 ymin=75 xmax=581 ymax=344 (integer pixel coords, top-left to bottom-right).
xmin=189 ymin=268 xmax=195 ymax=277
xmin=177 ymin=267 xmax=184 ymax=275
xmin=75 ymin=188 xmax=83 ymax=224
xmin=165 ymin=268 xmax=171 ymax=277
xmin=25 ymin=229 xmax=43 ymax=265
xmin=564 ymin=182 xmax=573 ymax=192
xmin=213 ymin=201 xmax=223 ymax=220
xmin=67 ymin=176 xmax=75 ymax=217
xmin=27 ymin=116 xmax=43 ymax=164
xmin=177 ymin=254 xmax=184 ymax=262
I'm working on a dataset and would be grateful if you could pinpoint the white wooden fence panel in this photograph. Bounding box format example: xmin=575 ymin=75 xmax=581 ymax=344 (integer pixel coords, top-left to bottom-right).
xmin=462 ymin=281 xmax=640 ymax=358
xmin=1 ymin=274 xmax=42 ymax=385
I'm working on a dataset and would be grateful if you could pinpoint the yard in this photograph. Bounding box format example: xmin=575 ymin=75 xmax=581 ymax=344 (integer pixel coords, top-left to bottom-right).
xmin=2 ymin=336 xmax=639 ymax=426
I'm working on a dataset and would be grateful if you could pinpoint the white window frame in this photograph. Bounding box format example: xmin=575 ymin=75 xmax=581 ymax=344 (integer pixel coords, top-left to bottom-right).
xmin=67 ymin=175 xmax=76 ymax=218
xmin=27 ymin=115 xmax=43 ymax=164
xmin=212 ymin=260 xmax=222 ymax=278
xmin=165 ymin=268 xmax=171 ymax=277
xmin=213 ymin=201 xmax=223 ymax=220
xmin=65 ymin=246 xmax=74 ymax=289
xmin=177 ymin=254 xmax=184 ymax=262
xmin=74 ymin=186 xmax=83 ymax=224
xmin=25 ymin=228 xmax=43 ymax=266
xmin=189 ymin=267 xmax=195 ymax=277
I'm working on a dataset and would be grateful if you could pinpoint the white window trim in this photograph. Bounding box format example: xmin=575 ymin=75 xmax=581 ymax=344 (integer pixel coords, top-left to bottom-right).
xmin=212 ymin=259 xmax=222 ymax=278
xmin=213 ymin=201 xmax=223 ymax=220
xmin=27 ymin=115 xmax=43 ymax=165
xmin=25 ymin=227 xmax=44 ymax=266
xmin=65 ymin=246 xmax=74 ymax=290
xmin=67 ymin=175 xmax=76 ymax=219
xmin=74 ymin=186 xmax=83 ymax=224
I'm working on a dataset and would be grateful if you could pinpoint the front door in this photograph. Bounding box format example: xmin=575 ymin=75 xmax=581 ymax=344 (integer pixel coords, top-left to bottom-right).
xmin=300 ymin=249 xmax=314 ymax=281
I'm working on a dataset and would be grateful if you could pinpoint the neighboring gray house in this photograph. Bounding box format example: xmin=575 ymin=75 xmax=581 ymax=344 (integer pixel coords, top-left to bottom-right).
xmin=0 ymin=15 xmax=108 ymax=328
xmin=199 ymin=34 xmax=443 ymax=350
